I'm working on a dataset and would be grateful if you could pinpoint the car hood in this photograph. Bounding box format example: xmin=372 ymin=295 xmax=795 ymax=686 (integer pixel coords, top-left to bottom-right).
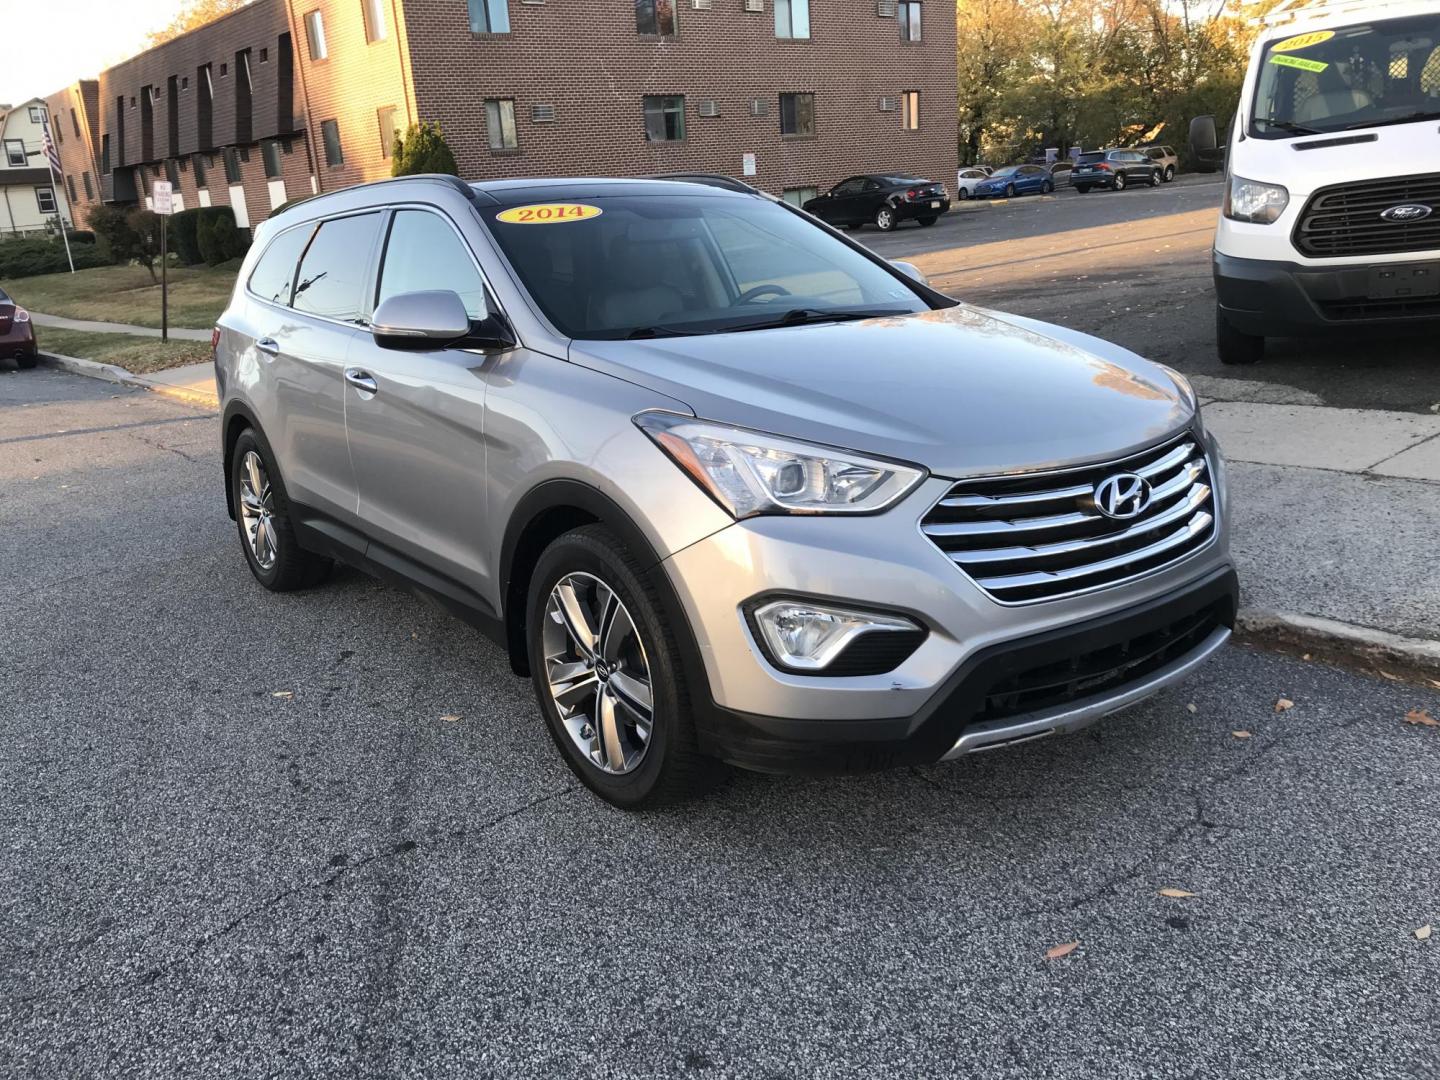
xmin=570 ymin=305 xmax=1194 ymax=478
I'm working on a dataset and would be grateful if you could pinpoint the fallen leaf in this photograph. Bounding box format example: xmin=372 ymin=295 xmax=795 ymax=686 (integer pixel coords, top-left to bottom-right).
xmin=1232 ymin=730 xmax=1252 ymax=739
xmin=1417 ymin=924 xmax=1432 ymax=941
xmin=1376 ymin=669 xmax=1402 ymax=682
xmin=1427 ymin=678 xmax=1440 ymax=691
xmin=440 ymin=713 xmax=462 ymax=723
xmin=1274 ymin=698 xmax=1294 ymax=713
xmin=272 ymin=690 xmax=294 ymax=699
xmin=1045 ymin=941 xmax=1079 ymax=960
xmin=1404 ymin=709 xmax=1438 ymax=728
xmin=1186 ymin=703 xmax=1198 ymax=714
xmin=1158 ymin=888 xmax=1198 ymax=899
xmin=1302 ymin=653 xmax=1313 ymax=661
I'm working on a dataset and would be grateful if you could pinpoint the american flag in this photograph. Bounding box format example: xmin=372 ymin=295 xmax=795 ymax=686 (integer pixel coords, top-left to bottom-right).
xmin=41 ymin=118 xmax=61 ymax=178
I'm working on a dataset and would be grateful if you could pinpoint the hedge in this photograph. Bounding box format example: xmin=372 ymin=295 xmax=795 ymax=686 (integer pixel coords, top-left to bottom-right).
xmin=169 ymin=206 xmax=248 ymax=266
xmin=0 ymin=238 xmax=110 ymax=278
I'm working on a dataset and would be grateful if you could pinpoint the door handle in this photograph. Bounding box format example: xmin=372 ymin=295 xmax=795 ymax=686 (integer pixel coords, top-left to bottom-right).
xmin=344 ymin=368 xmax=379 ymax=394
xmin=256 ymin=337 xmax=280 ymax=357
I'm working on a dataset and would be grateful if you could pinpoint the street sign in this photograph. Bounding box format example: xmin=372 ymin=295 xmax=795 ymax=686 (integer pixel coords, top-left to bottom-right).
xmin=152 ymin=180 xmax=174 ymax=216
xmin=742 ymin=153 xmax=756 ymax=177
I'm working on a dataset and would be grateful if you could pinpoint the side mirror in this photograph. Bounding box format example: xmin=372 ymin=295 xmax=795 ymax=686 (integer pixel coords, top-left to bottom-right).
xmin=1189 ymin=115 xmax=1220 ymax=173
xmin=371 ymin=290 xmax=474 ymax=350
xmin=891 ymin=260 xmax=928 ymax=286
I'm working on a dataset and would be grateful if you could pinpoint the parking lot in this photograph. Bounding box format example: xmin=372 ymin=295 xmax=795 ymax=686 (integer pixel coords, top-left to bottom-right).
xmin=3 ymin=179 xmax=1438 ymax=1079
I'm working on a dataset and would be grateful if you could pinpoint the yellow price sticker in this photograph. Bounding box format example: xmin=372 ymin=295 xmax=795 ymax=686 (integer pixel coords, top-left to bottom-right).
xmin=495 ymin=203 xmax=603 ymax=225
xmin=1269 ymin=53 xmax=1328 ymax=73
xmin=1271 ymin=29 xmax=1334 ymax=52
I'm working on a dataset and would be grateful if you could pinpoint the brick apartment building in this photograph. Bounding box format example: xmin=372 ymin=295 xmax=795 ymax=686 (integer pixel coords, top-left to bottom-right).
xmin=45 ymin=0 xmax=956 ymax=234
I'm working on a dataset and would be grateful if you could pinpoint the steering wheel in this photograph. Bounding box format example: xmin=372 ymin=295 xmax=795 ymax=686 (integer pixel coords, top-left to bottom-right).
xmin=733 ymin=284 xmax=792 ymax=305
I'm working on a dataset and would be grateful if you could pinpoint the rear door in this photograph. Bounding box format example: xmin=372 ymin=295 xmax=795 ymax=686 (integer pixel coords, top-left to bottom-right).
xmin=342 ymin=206 xmax=498 ymax=600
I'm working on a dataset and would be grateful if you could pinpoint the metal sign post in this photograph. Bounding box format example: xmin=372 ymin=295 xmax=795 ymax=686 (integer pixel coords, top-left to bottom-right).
xmin=152 ymin=180 xmax=174 ymax=342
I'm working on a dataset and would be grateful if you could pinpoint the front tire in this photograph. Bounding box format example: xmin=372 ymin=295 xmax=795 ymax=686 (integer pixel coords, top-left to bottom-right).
xmin=230 ymin=429 xmax=332 ymax=591
xmin=1148 ymin=170 xmax=1162 ymax=187
xmin=1042 ymin=179 xmax=1054 ymax=194
xmin=1005 ymin=184 xmax=1016 ymax=198
xmin=1076 ymin=185 xmax=1092 ymax=194
xmin=527 ymin=525 xmax=720 ymax=808
xmin=1216 ymin=307 xmax=1265 ymax=365
xmin=874 ymin=205 xmax=896 ymax=231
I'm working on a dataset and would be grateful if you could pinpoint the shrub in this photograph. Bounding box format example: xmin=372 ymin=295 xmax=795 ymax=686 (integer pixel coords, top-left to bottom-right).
xmin=391 ymin=121 xmax=459 ymax=177
xmin=0 ymin=239 xmax=108 ymax=277
xmin=168 ymin=209 xmax=203 ymax=265
xmin=65 ymin=230 xmax=96 ymax=245
xmin=88 ymin=204 xmax=133 ymax=264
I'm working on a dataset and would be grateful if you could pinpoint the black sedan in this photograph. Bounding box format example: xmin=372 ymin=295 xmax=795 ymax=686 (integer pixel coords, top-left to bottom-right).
xmin=1070 ymin=149 xmax=1162 ymax=193
xmin=803 ymin=175 xmax=950 ymax=232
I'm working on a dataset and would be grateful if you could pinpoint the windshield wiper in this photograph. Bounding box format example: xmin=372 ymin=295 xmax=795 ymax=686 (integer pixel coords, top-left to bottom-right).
xmin=624 ymin=324 xmax=708 ymax=339
xmin=1254 ymin=117 xmax=1323 ymax=135
xmin=726 ymin=307 xmax=900 ymax=333
xmin=1340 ymin=110 xmax=1440 ymax=131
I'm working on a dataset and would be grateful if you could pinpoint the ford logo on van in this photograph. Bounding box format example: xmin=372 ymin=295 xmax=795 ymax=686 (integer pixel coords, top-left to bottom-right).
xmin=1380 ymin=204 xmax=1433 ymax=223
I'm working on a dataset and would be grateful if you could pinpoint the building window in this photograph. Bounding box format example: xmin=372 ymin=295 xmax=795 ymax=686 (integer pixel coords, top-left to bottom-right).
xmin=100 ymin=134 xmax=111 ymax=172
xmin=83 ymin=172 xmax=94 ymax=199
xmin=262 ymin=140 xmax=283 ymax=177
xmin=774 ymin=0 xmax=808 ymax=38
xmin=779 ymin=92 xmax=815 ymax=137
xmin=635 ymin=0 xmax=677 ymax=35
xmin=220 ymin=63 xmax=228 ymax=77
xmin=165 ymin=158 xmax=180 ymax=185
xmin=363 ymin=0 xmax=387 ymax=41
xmin=898 ymin=0 xmax=920 ymax=40
xmin=223 ymin=147 xmax=242 ymax=183
xmin=468 ymin=0 xmax=510 ymax=33
xmin=3 ymin=140 xmax=25 ymax=167
xmin=29 ymin=105 xmax=46 ymax=123
xmin=35 ymin=186 xmax=57 ymax=214
xmin=71 ymin=108 xmax=80 ymax=137
xmin=321 ymin=119 xmax=344 ymax=166
xmin=485 ymin=99 xmax=517 ymax=150
xmin=192 ymin=154 xmax=207 ymax=187
xmin=781 ymin=186 xmax=816 ymax=207
xmin=377 ymin=106 xmax=398 ymax=158
xmin=305 ymin=10 xmax=328 ymax=59
xmin=901 ymin=90 xmax=920 ymax=129
xmin=66 ymin=175 xmax=78 ymax=202
xmin=643 ymin=95 xmax=685 ymax=141
xmin=260 ymin=47 xmax=269 ymax=62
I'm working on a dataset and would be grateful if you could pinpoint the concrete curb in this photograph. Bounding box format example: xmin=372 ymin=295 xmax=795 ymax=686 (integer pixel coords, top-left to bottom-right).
xmin=1236 ymin=608 xmax=1440 ymax=683
xmin=39 ymin=351 xmax=218 ymax=410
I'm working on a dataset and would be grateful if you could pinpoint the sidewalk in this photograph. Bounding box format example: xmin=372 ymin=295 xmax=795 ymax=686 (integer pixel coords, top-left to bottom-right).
xmin=38 ymin=353 xmax=218 ymax=409
xmin=31 ymin=311 xmax=213 ymax=342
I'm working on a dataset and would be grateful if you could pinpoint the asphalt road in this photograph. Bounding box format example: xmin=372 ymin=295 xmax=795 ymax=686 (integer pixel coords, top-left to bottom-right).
xmin=863 ymin=178 xmax=1440 ymax=414
xmin=4 ymin=368 xmax=1439 ymax=1078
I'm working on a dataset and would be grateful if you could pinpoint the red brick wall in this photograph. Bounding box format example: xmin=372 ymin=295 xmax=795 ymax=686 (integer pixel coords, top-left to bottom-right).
xmin=402 ymin=0 xmax=959 ymax=196
xmin=45 ymin=82 xmax=104 ymax=227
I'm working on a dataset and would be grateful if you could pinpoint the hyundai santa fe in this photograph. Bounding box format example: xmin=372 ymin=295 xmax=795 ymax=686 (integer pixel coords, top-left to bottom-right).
xmin=216 ymin=174 xmax=1237 ymax=808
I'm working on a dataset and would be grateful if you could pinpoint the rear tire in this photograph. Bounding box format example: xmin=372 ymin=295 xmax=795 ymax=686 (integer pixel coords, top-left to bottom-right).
xmin=1005 ymin=184 xmax=1016 ymax=198
xmin=1114 ymin=173 xmax=1128 ymax=192
xmin=527 ymin=525 xmax=722 ymax=809
xmin=1075 ymin=185 xmax=1092 ymax=194
xmin=917 ymin=216 xmax=938 ymax=227
xmin=1216 ymin=308 xmax=1265 ymax=365
xmin=1164 ymin=165 xmax=1176 ymax=182
xmin=230 ymin=429 xmax=333 ymax=592
xmin=1042 ymin=179 xmax=1054 ymax=194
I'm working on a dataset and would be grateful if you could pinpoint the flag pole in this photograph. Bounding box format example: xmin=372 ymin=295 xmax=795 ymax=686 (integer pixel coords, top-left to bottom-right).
xmin=43 ymin=118 xmax=75 ymax=273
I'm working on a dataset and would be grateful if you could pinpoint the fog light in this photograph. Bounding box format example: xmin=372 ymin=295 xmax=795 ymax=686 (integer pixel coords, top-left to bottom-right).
xmin=750 ymin=600 xmax=920 ymax=672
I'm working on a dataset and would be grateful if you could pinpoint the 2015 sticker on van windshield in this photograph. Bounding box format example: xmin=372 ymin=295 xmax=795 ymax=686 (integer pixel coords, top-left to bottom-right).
xmin=495 ymin=203 xmax=603 ymax=225
xmin=1269 ymin=53 xmax=1328 ymax=73
xmin=1271 ymin=29 xmax=1334 ymax=52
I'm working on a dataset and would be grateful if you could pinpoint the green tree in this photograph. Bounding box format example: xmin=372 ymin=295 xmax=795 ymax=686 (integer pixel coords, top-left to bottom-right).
xmin=391 ymin=121 xmax=460 ymax=177
xmin=88 ymin=205 xmax=163 ymax=282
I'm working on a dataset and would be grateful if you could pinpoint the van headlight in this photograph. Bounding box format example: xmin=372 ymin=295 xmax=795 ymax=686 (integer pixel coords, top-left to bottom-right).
xmin=1224 ymin=176 xmax=1289 ymax=224
xmin=634 ymin=412 xmax=926 ymax=519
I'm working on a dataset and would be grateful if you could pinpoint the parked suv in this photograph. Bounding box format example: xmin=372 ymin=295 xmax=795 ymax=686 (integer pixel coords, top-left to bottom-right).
xmin=1072 ymin=150 xmax=1162 ymax=192
xmin=216 ymin=175 xmax=1236 ymax=807
xmin=1141 ymin=145 xmax=1179 ymax=182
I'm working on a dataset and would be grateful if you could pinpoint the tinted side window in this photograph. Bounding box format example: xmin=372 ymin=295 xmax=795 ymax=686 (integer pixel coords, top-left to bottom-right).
xmin=377 ymin=210 xmax=487 ymax=319
xmin=248 ymin=224 xmax=312 ymax=306
xmin=292 ymin=213 xmax=383 ymax=323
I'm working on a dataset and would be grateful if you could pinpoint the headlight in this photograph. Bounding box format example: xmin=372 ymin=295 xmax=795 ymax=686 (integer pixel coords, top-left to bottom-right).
xmin=1224 ymin=175 xmax=1289 ymax=224
xmin=634 ymin=412 xmax=926 ymax=519
xmin=13 ymin=307 xmax=29 ymax=323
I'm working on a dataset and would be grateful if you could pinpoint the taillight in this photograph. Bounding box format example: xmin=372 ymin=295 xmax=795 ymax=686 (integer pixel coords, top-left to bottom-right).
xmin=13 ymin=307 xmax=29 ymax=323
xmin=905 ymin=187 xmax=924 ymax=202
xmin=211 ymin=326 xmax=221 ymax=353
xmin=1097 ymin=162 xmax=1113 ymax=171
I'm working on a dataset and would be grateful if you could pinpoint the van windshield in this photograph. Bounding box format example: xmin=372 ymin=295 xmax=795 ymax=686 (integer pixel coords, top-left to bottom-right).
xmin=1251 ymin=14 xmax=1440 ymax=137
xmin=480 ymin=193 xmax=929 ymax=340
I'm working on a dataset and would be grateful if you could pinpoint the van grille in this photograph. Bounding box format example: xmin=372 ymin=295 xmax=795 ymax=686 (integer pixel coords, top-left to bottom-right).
xmin=1293 ymin=173 xmax=1440 ymax=258
xmin=921 ymin=433 xmax=1216 ymax=604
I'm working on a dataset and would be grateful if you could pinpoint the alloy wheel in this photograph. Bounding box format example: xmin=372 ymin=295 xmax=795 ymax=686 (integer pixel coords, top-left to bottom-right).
xmin=876 ymin=208 xmax=894 ymax=229
xmin=238 ymin=450 xmax=279 ymax=571
xmin=542 ymin=572 xmax=654 ymax=776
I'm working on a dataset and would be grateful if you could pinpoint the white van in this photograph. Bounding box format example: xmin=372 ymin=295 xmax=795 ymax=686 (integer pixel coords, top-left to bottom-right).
xmin=1191 ymin=0 xmax=1440 ymax=364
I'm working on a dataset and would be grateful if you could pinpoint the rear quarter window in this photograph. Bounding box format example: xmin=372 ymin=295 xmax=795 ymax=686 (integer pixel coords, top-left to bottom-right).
xmin=247 ymin=224 xmax=313 ymax=307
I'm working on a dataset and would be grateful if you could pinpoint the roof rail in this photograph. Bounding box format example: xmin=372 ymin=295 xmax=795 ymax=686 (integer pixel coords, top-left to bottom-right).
xmin=649 ymin=172 xmax=763 ymax=195
xmin=273 ymin=172 xmax=476 ymax=216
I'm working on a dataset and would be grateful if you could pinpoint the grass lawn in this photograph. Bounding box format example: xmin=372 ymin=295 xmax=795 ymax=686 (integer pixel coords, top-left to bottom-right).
xmin=0 ymin=262 xmax=238 ymax=331
xmin=38 ymin=327 xmax=213 ymax=375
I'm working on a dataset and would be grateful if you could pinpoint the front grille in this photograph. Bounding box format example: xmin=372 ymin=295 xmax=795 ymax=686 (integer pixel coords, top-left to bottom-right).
xmin=921 ymin=433 xmax=1216 ymax=604
xmin=1318 ymin=295 xmax=1440 ymax=321
xmin=1294 ymin=173 xmax=1440 ymax=258
xmin=974 ymin=599 xmax=1225 ymax=725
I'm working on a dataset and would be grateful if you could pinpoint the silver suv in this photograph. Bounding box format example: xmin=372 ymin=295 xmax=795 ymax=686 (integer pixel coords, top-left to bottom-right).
xmin=216 ymin=174 xmax=1236 ymax=808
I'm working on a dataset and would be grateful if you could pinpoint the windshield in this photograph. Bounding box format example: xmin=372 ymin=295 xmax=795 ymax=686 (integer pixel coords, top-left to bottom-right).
xmin=1251 ymin=14 xmax=1440 ymax=137
xmin=481 ymin=194 xmax=930 ymax=340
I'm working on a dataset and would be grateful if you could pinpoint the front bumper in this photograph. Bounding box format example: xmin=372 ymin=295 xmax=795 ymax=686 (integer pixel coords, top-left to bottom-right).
xmin=1214 ymin=251 xmax=1440 ymax=336
xmin=661 ymin=433 xmax=1236 ymax=774
xmin=0 ymin=324 xmax=36 ymax=358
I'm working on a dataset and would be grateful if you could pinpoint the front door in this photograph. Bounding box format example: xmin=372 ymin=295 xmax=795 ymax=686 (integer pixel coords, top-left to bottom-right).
xmin=825 ymin=177 xmax=867 ymax=225
xmin=343 ymin=207 xmax=498 ymax=601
